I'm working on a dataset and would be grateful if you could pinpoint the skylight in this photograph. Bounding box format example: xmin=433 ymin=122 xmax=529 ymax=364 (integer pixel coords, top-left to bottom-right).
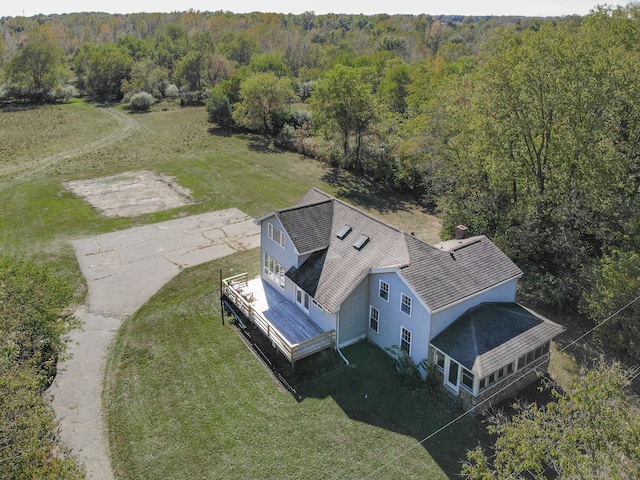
xmin=336 ymin=225 xmax=352 ymax=240
xmin=353 ymin=234 xmax=370 ymax=251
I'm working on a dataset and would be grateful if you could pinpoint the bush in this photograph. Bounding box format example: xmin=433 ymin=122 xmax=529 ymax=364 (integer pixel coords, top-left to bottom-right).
xmin=165 ymin=83 xmax=179 ymax=99
xmin=386 ymin=345 xmax=428 ymax=390
xmin=205 ymin=91 xmax=233 ymax=127
xmin=0 ymin=255 xmax=84 ymax=478
xmin=129 ymin=91 xmax=155 ymax=111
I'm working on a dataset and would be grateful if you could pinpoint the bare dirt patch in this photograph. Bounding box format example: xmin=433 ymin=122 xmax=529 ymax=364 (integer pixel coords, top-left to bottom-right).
xmin=64 ymin=170 xmax=194 ymax=218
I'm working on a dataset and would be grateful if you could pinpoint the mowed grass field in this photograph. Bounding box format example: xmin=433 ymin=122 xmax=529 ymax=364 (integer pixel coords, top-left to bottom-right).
xmin=0 ymin=99 xmax=439 ymax=287
xmin=105 ymin=250 xmax=479 ymax=479
xmin=1 ymin=99 xmax=482 ymax=479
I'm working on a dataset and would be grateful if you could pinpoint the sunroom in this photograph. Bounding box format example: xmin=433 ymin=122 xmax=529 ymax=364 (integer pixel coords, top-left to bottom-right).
xmin=429 ymin=303 xmax=565 ymax=409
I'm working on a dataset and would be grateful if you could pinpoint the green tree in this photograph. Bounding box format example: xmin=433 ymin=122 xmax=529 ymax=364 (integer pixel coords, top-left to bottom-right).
xmin=206 ymin=89 xmax=234 ymax=128
xmin=174 ymin=51 xmax=206 ymax=92
xmin=310 ymin=64 xmax=376 ymax=170
xmin=6 ymin=39 xmax=66 ymax=102
xmin=117 ymin=35 xmax=152 ymax=61
xmin=378 ymin=57 xmax=412 ymax=115
xmin=74 ymin=42 xmax=133 ymax=98
xmin=152 ymin=23 xmax=188 ymax=72
xmin=249 ymin=52 xmax=290 ymax=77
xmin=440 ymin=12 xmax=640 ymax=310
xmin=232 ymin=72 xmax=294 ymax=137
xmin=584 ymin=250 xmax=640 ymax=361
xmin=218 ymin=31 xmax=259 ymax=66
xmin=462 ymin=362 xmax=640 ymax=479
xmin=121 ymin=58 xmax=169 ymax=99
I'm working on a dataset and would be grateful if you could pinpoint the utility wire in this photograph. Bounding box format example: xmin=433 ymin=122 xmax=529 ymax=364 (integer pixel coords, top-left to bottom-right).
xmin=360 ymin=293 xmax=640 ymax=479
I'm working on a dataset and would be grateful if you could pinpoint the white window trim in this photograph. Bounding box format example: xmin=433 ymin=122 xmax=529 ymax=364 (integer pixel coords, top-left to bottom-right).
xmin=379 ymin=280 xmax=390 ymax=302
xmin=445 ymin=358 xmax=460 ymax=393
xmin=295 ymin=286 xmax=310 ymax=313
xmin=369 ymin=305 xmax=379 ymax=333
xmin=460 ymin=367 xmax=474 ymax=393
xmin=268 ymin=222 xmax=286 ymax=248
xmin=400 ymin=326 xmax=412 ymax=356
xmin=400 ymin=293 xmax=412 ymax=316
xmin=433 ymin=349 xmax=445 ymax=372
xmin=264 ymin=252 xmax=285 ymax=289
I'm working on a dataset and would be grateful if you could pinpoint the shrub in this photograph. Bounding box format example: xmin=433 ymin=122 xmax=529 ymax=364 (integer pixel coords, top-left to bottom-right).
xmin=205 ymin=91 xmax=233 ymax=127
xmin=165 ymin=83 xmax=179 ymax=99
xmin=386 ymin=345 xmax=428 ymax=390
xmin=129 ymin=91 xmax=155 ymax=111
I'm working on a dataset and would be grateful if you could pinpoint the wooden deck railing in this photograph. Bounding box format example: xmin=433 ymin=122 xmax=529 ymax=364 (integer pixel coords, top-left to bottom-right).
xmin=222 ymin=273 xmax=335 ymax=364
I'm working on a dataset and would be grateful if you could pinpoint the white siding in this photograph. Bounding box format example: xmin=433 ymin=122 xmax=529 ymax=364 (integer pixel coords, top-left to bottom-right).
xmin=337 ymin=277 xmax=369 ymax=346
xmin=310 ymin=302 xmax=337 ymax=333
xmin=260 ymin=215 xmax=298 ymax=294
xmin=366 ymin=272 xmax=431 ymax=368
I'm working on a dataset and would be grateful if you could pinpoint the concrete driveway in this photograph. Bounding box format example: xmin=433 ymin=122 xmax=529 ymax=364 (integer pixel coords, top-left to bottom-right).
xmin=48 ymin=209 xmax=260 ymax=480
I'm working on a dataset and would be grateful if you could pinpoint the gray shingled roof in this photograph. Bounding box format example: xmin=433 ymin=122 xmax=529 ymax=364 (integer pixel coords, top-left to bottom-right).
xmin=285 ymin=250 xmax=326 ymax=297
xmin=276 ymin=200 xmax=333 ymax=254
xmin=430 ymin=303 xmax=565 ymax=377
xmin=401 ymin=234 xmax=523 ymax=312
xmin=263 ymin=188 xmax=524 ymax=315
xmin=313 ymin=200 xmax=409 ymax=311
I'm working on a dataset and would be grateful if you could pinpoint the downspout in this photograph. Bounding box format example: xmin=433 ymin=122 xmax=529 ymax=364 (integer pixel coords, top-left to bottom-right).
xmin=335 ymin=311 xmax=350 ymax=366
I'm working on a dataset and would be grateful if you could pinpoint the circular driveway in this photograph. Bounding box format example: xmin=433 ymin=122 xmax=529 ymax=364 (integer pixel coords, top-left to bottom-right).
xmin=48 ymin=209 xmax=260 ymax=479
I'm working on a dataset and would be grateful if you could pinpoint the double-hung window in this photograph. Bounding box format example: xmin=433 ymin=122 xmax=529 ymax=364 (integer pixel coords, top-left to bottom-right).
xmin=268 ymin=223 xmax=286 ymax=248
xmin=369 ymin=306 xmax=379 ymax=333
xmin=400 ymin=293 xmax=412 ymax=316
xmin=379 ymin=280 xmax=389 ymax=301
xmin=400 ymin=327 xmax=412 ymax=355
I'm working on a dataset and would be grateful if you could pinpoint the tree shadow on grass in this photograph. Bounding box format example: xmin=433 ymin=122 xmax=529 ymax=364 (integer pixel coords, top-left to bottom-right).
xmin=322 ymin=166 xmax=419 ymax=215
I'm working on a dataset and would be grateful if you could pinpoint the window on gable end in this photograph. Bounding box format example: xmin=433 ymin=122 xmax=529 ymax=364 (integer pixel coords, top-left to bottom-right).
xmin=379 ymin=280 xmax=389 ymax=301
xmin=400 ymin=293 xmax=412 ymax=316
xmin=268 ymin=222 xmax=285 ymax=248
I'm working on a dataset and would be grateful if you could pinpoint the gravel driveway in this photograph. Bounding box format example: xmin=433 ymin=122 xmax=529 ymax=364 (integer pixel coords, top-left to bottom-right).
xmin=47 ymin=209 xmax=260 ymax=479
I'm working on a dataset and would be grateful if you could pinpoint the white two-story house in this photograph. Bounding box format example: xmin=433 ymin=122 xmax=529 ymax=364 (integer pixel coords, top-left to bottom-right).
xmin=223 ymin=188 xmax=564 ymax=409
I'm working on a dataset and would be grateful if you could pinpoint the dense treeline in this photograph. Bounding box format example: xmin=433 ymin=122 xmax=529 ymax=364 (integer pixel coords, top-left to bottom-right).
xmin=0 ymin=7 xmax=639 ymax=360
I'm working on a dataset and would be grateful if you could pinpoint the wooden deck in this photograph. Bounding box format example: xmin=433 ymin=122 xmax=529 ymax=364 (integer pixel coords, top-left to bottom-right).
xmin=222 ymin=273 xmax=335 ymax=365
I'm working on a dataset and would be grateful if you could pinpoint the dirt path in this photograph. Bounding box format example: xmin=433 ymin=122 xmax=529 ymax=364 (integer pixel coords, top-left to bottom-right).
xmin=10 ymin=107 xmax=139 ymax=181
xmin=48 ymin=210 xmax=261 ymax=479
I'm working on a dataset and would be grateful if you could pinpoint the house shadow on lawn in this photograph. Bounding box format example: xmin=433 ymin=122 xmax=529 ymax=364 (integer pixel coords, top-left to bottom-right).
xmin=295 ymin=342 xmax=487 ymax=478
xmin=235 ymin=319 xmax=484 ymax=479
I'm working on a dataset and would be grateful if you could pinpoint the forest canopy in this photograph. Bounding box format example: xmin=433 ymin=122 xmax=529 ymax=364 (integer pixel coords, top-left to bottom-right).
xmin=1 ymin=7 xmax=639 ymax=362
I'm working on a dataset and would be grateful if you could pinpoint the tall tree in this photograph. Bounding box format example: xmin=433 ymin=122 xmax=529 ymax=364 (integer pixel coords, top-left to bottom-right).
xmin=462 ymin=362 xmax=640 ymax=479
xmin=6 ymin=39 xmax=66 ymax=101
xmin=310 ymin=64 xmax=376 ymax=170
xmin=441 ymin=12 xmax=640 ymax=310
xmin=74 ymin=42 xmax=133 ymax=98
xmin=583 ymin=250 xmax=640 ymax=361
xmin=232 ymin=72 xmax=294 ymax=137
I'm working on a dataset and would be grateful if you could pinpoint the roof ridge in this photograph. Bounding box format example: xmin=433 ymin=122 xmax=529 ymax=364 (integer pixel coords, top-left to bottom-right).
xmin=276 ymin=198 xmax=333 ymax=215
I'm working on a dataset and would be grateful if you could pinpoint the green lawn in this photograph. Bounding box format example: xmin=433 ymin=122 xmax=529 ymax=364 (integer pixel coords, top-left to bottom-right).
xmin=0 ymin=99 xmax=439 ymax=288
xmin=1 ymin=99 xmax=460 ymax=479
xmin=105 ymin=250 xmax=478 ymax=479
